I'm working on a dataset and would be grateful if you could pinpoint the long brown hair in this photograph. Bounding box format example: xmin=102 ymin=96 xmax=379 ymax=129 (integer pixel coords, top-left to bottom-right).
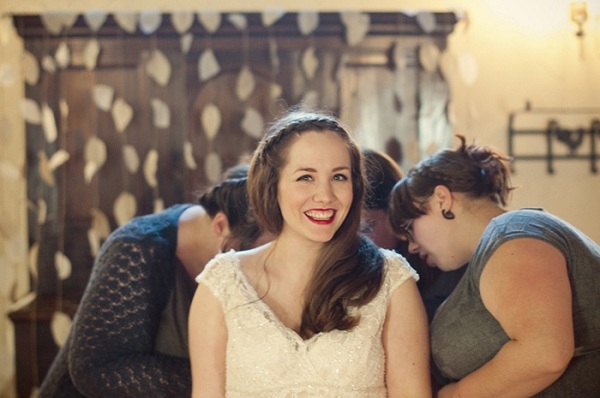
xmin=248 ymin=108 xmax=384 ymax=339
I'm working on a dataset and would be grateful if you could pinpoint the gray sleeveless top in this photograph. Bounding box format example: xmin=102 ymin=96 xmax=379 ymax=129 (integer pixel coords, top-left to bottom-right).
xmin=431 ymin=209 xmax=600 ymax=397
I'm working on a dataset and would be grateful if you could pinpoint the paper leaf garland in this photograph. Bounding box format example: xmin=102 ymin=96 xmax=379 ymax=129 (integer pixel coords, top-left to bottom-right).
xmin=198 ymin=49 xmax=220 ymax=82
xmin=171 ymin=11 xmax=195 ymax=34
xmin=228 ymin=14 xmax=248 ymax=31
xmin=114 ymin=191 xmax=137 ymax=226
xmin=416 ymin=12 xmax=437 ymax=34
xmin=84 ymin=136 xmax=107 ymax=183
xmin=154 ymin=198 xmax=164 ymax=214
xmin=201 ymin=103 xmax=221 ymax=141
xmin=241 ymin=107 xmax=264 ymax=139
xmin=28 ymin=243 xmax=39 ymax=280
xmin=236 ymin=66 xmax=256 ymax=101
xmin=55 ymin=42 xmax=71 ymax=69
xmin=183 ymin=141 xmax=197 ymax=170
xmin=84 ymin=10 xmax=108 ymax=32
xmin=262 ymin=9 xmax=285 ymax=27
xmin=111 ymin=98 xmax=134 ymax=133
xmin=181 ymin=33 xmax=193 ymax=54
xmin=37 ymin=199 xmax=47 ymax=225
xmin=50 ymin=311 xmax=72 ymax=347
xmin=21 ymin=98 xmax=41 ymax=125
xmin=48 ymin=149 xmax=70 ymax=171
xmin=42 ymin=55 xmax=56 ymax=74
xmin=88 ymin=207 xmax=111 ymax=256
xmin=122 ymin=145 xmax=140 ymax=173
xmin=54 ymin=251 xmax=72 ymax=280
xmin=204 ymin=152 xmax=222 ymax=184
xmin=150 ymin=98 xmax=170 ymax=128
xmin=114 ymin=11 xmax=138 ymax=34
xmin=270 ymin=82 xmax=283 ymax=101
xmin=419 ymin=41 xmax=440 ymax=73
xmin=93 ymin=84 xmax=115 ymax=111
xmin=139 ymin=10 xmax=162 ymax=35
xmin=298 ymin=11 xmax=319 ymax=36
xmin=302 ymin=47 xmax=319 ymax=80
xmin=198 ymin=11 xmax=221 ymax=34
xmin=83 ymin=39 xmax=101 ymax=70
xmin=22 ymin=51 xmax=40 ymax=86
xmin=38 ymin=151 xmax=55 ymax=186
xmin=42 ymin=103 xmax=58 ymax=143
xmin=145 ymin=49 xmax=171 ymax=87
xmin=41 ymin=12 xmax=78 ymax=35
xmin=340 ymin=11 xmax=370 ymax=46
xmin=143 ymin=149 xmax=159 ymax=188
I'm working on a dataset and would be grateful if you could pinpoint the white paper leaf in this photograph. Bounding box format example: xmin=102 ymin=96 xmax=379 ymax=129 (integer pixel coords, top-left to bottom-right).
xmin=83 ymin=39 xmax=101 ymax=70
xmin=241 ymin=107 xmax=264 ymax=139
xmin=198 ymin=11 xmax=221 ymax=34
xmin=204 ymin=152 xmax=223 ymax=184
xmin=50 ymin=311 xmax=72 ymax=347
xmin=93 ymin=84 xmax=114 ymax=111
xmin=143 ymin=149 xmax=159 ymax=188
xmin=60 ymin=99 xmax=69 ymax=119
xmin=171 ymin=11 xmax=195 ymax=34
xmin=154 ymin=198 xmax=164 ymax=214
xmin=42 ymin=55 xmax=56 ymax=74
xmin=181 ymin=33 xmax=193 ymax=54
xmin=22 ymin=51 xmax=40 ymax=86
xmin=416 ymin=12 xmax=437 ymax=33
xmin=114 ymin=11 xmax=138 ymax=34
xmin=139 ymin=10 xmax=162 ymax=35
xmin=84 ymin=136 xmax=107 ymax=183
xmin=262 ymin=8 xmax=286 ymax=27
xmin=111 ymin=97 xmax=134 ymax=133
xmin=87 ymin=229 xmax=100 ymax=257
xmin=298 ymin=11 xmax=319 ymax=36
xmin=458 ymin=52 xmax=478 ymax=86
xmin=54 ymin=42 xmax=70 ymax=69
xmin=41 ymin=12 xmax=78 ymax=35
xmin=114 ymin=191 xmax=137 ymax=226
xmin=90 ymin=208 xmax=111 ymax=239
xmin=183 ymin=141 xmax=197 ymax=170
xmin=419 ymin=41 xmax=440 ymax=73
xmin=236 ymin=66 xmax=256 ymax=101
xmin=150 ymin=98 xmax=170 ymax=128
xmin=302 ymin=47 xmax=319 ymax=80
xmin=122 ymin=145 xmax=140 ymax=173
xmin=270 ymin=82 xmax=283 ymax=100
xmin=84 ymin=162 xmax=99 ymax=185
xmin=42 ymin=103 xmax=58 ymax=143
xmin=228 ymin=14 xmax=248 ymax=31
xmin=145 ymin=49 xmax=171 ymax=87
xmin=48 ymin=149 xmax=70 ymax=171
xmin=84 ymin=10 xmax=108 ymax=32
xmin=54 ymin=251 xmax=72 ymax=280
xmin=198 ymin=49 xmax=220 ymax=82
xmin=0 ymin=160 xmax=20 ymax=180
xmin=38 ymin=151 xmax=55 ymax=186
xmin=0 ymin=63 xmax=16 ymax=87
xmin=36 ymin=198 xmax=47 ymax=225
xmin=201 ymin=103 xmax=221 ymax=141
xmin=29 ymin=243 xmax=39 ymax=280
xmin=340 ymin=11 xmax=370 ymax=46
xmin=21 ymin=98 xmax=42 ymax=125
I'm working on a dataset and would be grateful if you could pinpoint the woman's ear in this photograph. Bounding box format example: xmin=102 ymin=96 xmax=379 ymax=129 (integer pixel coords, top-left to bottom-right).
xmin=211 ymin=212 xmax=231 ymax=238
xmin=432 ymin=185 xmax=453 ymax=209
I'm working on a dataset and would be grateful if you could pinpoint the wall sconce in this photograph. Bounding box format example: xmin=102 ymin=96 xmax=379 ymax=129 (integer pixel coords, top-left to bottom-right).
xmin=570 ymin=1 xmax=588 ymax=37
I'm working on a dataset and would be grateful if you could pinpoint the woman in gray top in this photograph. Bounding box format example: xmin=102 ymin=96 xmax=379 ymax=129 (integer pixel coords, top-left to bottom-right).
xmin=388 ymin=135 xmax=600 ymax=397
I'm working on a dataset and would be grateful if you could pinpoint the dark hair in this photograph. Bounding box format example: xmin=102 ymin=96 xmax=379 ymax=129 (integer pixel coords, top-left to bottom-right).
xmin=389 ymin=135 xmax=514 ymax=237
xmin=198 ymin=164 xmax=262 ymax=251
xmin=363 ymin=147 xmax=404 ymax=210
xmin=248 ymin=108 xmax=384 ymax=339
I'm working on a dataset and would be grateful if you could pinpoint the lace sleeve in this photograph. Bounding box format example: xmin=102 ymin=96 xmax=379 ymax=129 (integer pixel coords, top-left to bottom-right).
xmin=67 ymin=236 xmax=191 ymax=397
xmin=380 ymin=249 xmax=419 ymax=296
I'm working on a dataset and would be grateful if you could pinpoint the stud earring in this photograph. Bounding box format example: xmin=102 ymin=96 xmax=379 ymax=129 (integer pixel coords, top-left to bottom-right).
xmin=441 ymin=209 xmax=455 ymax=220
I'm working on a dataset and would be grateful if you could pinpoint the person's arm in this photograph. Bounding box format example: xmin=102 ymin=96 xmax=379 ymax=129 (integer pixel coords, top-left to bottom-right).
xmin=437 ymin=238 xmax=574 ymax=398
xmin=189 ymin=282 xmax=227 ymax=398
xmin=383 ymin=277 xmax=432 ymax=397
xmin=68 ymin=237 xmax=192 ymax=397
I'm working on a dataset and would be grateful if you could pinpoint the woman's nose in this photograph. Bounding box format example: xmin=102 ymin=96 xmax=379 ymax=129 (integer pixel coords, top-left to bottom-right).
xmin=313 ymin=181 xmax=334 ymax=203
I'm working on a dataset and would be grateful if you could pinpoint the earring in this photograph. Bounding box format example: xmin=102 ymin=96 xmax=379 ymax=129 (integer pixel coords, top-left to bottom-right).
xmin=441 ymin=209 xmax=455 ymax=220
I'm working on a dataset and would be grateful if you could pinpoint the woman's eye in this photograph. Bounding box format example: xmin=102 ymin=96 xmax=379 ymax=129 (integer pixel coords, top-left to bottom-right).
xmin=333 ymin=173 xmax=349 ymax=181
xmin=297 ymin=175 xmax=312 ymax=182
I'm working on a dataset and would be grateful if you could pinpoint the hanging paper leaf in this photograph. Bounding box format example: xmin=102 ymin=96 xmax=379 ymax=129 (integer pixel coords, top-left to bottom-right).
xmin=198 ymin=11 xmax=221 ymax=34
xmin=93 ymin=84 xmax=115 ymax=112
xmin=154 ymin=198 xmax=164 ymax=214
xmin=236 ymin=66 xmax=256 ymax=101
xmin=419 ymin=41 xmax=440 ymax=73
xmin=171 ymin=11 xmax=194 ymax=34
xmin=50 ymin=311 xmax=72 ymax=347
xmin=90 ymin=208 xmax=111 ymax=240
xmin=122 ymin=145 xmax=140 ymax=173
xmin=204 ymin=152 xmax=223 ymax=184
xmin=262 ymin=8 xmax=285 ymax=27
xmin=0 ymin=160 xmax=20 ymax=180
xmin=269 ymin=37 xmax=280 ymax=74
xmin=20 ymin=98 xmax=42 ymax=125
xmin=22 ymin=51 xmax=40 ymax=86
xmin=416 ymin=12 xmax=437 ymax=34
xmin=42 ymin=55 xmax=56 ymax=74
xmin=84 ymin=10 xmax=108 ymax=32
xmin=114 ymin=11 xmax=138 ymax=34
xmin=87 ymin=229 xmax=101 ymax=257
xmin=48 ymin=149 xmax=70 ymax=171
xmin=183 ymin=141 xmax=197 ymax=170
xmin=84 ymin=136 xmax=107 ymax=183
xmin=42 ymin=103 xmax=58 ymax=143
xmin=201 ymin=103 xmax=221 ymax=141
xmin=143 ymin=149 xmax=159 ymax=188
xmin=54 ymin=42 xmax=70 ymax=69
xmin=150 ymin=98 xmax=170 ymax=128
xmin=145 ymin=49 xmax=171 ymax=87
xmin=111 ymin=97 xmax=134 ymax=133
xmin=241 ymin=107 xmax=264 ymax=139
xmin=54 ymin=251 xmax=72 ymax=280
xmin=340 ymin=11 xmax=370 ymax=46
xmin=139 ymin=10 xmax=162 ymax=35
xmin=59 ymin=99 xmax=69 ymax=119
xmin=298 ymin=11 xmax=319 ymax=36
xmin=40 ymin=11 xmax=78 ymax=35
xmin=37 ymin=199 xmax=47 ymax=225
xmin=29 ymin=243 xmax=39 ymax=280
xmin=83 ymin=39 xmax=101 ymax=70
xmin=198 ymin=49 xmax=220 ymax=82
xmin=457 ymin=52 xmax=478 ymax=86
xmin=393 ymin=40 xmax=408 ymax=70
xmin=38 ymin=151 xmax=55 ymax=186
xmin=181 ymin=33 xmax=193 ymax=54
xmin=270 ymin=83 xmax=283 ymax=101
xmin=302 ymin=47 xmax=319 ymax=80
xmin=114 ymin=191 xmax=137 ymax=226
xmin=0 ymin=63 xmax=16 ymax=88
xmin=228 ymin=14 xmax=248 ymax=31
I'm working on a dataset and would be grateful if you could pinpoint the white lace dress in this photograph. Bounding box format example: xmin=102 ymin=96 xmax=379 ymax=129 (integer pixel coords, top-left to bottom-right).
xmin=196 ymin=249 xmax=418 ymax=398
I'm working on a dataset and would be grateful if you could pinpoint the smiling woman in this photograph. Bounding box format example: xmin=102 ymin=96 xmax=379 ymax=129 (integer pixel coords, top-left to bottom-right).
xmin=188 ymin=107 xmax=431 ymax=397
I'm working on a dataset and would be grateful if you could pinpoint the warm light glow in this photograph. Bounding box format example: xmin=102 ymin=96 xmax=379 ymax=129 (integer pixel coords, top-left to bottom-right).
xmin=570 ymin=1 xmax=588 ymax=36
